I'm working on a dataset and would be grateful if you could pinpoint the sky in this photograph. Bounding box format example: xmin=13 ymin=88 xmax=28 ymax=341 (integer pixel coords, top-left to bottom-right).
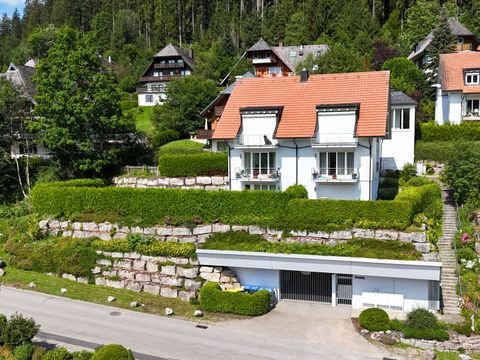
xmin=0 ymin=0 xmax=24 ymax=17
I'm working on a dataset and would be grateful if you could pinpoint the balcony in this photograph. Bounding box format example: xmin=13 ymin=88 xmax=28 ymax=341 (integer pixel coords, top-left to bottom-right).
xmin=139 ymin=75 xmax=182 ymax=82
xmin=154 ymin=61 xmax=184 ymax=69
xmin=312 ymin=168 xmax=359 ymax=183
xmin=311 ymin=133 xmax=358 ymax=148
xmin=234 ymin=168 xmax=281 ymax=182
xmin=136 ymin=87 xmax=164 ymax=94
xmin=196 ymin=129 xmax=214 ymax=139
xmin=234 ymin=134 xmax=278 ymax=148
xmin=252 ymin=57 xmax=275 ymax=65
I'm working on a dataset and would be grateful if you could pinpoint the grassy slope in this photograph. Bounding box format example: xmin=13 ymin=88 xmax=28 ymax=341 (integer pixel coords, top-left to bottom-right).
xmin=131 ymin=107 xmax=154 ymax=135
xmin=159 ymin=139 xmax=205 ymax=155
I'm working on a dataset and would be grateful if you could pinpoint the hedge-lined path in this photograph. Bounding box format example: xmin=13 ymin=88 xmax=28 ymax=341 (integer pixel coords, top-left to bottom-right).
xmin=0 ymin=287 xmax=390 ymax=360
xmin=438 ymin=188 xmax=462 ymax=315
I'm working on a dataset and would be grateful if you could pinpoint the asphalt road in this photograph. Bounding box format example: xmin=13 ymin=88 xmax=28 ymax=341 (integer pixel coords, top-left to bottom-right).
xmin=0 ymin=287 xmax=390 ymax=360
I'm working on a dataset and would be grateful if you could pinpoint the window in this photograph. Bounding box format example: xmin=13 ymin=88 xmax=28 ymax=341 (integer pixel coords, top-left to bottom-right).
xmin=244 ymin=152 xmax=276 ymax=178
xmin=269 ymin=67 xmax=281 ymax=74
xmin=465 ymin=72 xmax=480 ymax=85
xmin=145 ymin=95 xmax=153 ymax=103
xmin=456 ymin=37 xmax=464 ymax=44
xmin=244 ymin=184 xmax=276 ymax=191
xmin=153 ymin=71 xmax=160 ymax=77
xmin=466 ymin=99 xmax=480 ymax=114
xmin=391 ymin=108 xmax=410 ymax=129
xmin=319 ymin=152 xmax=354 ymax=175
xmin=289 ymin=51 xmax=297 ymax=57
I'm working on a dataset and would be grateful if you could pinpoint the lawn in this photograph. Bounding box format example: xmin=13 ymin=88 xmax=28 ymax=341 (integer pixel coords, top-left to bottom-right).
xmin=0 ymin=249 xmax=231 ymax=322
xmin=159 ymin=139 xmax=205 ymax=155
xmin=130 ymin=106 xmax=154 ymax=135
xmin=201 ymin=232 xmax=421 ymax=261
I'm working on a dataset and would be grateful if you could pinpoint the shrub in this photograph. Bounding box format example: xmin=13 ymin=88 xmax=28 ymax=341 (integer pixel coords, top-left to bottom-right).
xmin=285 ymin=185 xmax=308 ymax=199
xmin=0 ymin=346 xmax=14 ymax=360
xmin=400 ymin=163 xmax=417 ymax=182
xmin=199 ymin=282 xmax=271 ymax=316
xmin=158 ymin=139 xmax=204 ymax=155
xmin=91 ymin=345 xmax=133 ymax=360
xmin=32 ymin=347 xmax=47 ymax=360
xmin=450 ymin=322 xmax=473 ymax=337
xmin=152 ymin=130 xmax=180 ymax=147
xmin=41 ymin=347 xmax=73 ymax=360
xmin=13 ymin=343 xmax=36 ymax=360
xmin=158 ymin=152 xmax=227 ymax=177
xmin=358 ymin=308 xmax=390 ymax=331
xmin=415 ymin=141 xmax=480 ymax=163
xmin=403 ymin=327 xmax=449 ymax=341
xmin=389 ymin=319 xmax=405 ymax=331
xmin=40 ymin=179 xmax=106 ymax=188
xmin=0 ymin=313 xmax=40 ymax=348
xmin=405 ymin=177 xmax=435 ymax=187
xmin=395 ymin=184 xmax=441 ymax=216
xmin=457 ymin=247 xmax=478 ymax=262
xmin=419 ymin=122 xmax=480 ymax=142
xmin=378 ymin=188 xmax=398 ymax=200
xmin=72 ymin=351 xmax=94 ymax=360
xmin=92 ymin=238 xmax=196 ymax=258
xmin=405 ymin=308 xmax=438 ymax=330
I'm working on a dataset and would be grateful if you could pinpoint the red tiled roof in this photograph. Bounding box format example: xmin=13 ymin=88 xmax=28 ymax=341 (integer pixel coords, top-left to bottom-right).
xmin=440 ymin=52 xmax=480 ymax=93
xmin=212 ymin=71 xmax=390 ymax=139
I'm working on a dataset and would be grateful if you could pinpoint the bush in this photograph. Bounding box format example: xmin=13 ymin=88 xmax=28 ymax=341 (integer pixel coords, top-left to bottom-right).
xmin=32 ymin=347 xmax=47 ymax=360
xmin=41 ymin=347 xmax=73 ymax=360
xmin=358 ymin=308 xmax=390 ymax=331
xmin=13 ymin=343 xmax=36 ymax=360
xmin=405 ymin=308 xmax=438 ymax=330
xmin=42 ymin=179 xmax=106 ymax=188
xmin=378 ymin=188 xmax=398 ymax=200
xmin=405 ymin=177 xmax=435 ymax=187
xmin=389 ymin=319 xmax=405 ymax=331
xmin=152 ymin=130 xmax=180 ymax=147
xmin=281 ymin=198 xmax=413 ymax=231
xmin=450 ymin=322 xmax=473 ymax=337
xmin=199 ymin=282 xmax=271 ymax=316
xmin=415 ymin=141 xmax=480 ymax=163
xmin=403 ymin=327 xmax=449 ymax=341
xmin=457 ymin=247 xmax=478 ymax=262
xmin=91 ymin=345 xmax=133 ymax=360
xmin=158 ymin=152 xmax=227 ymax=177
xmin=419 ymin=122 xmax=480 ymax=142
xmin=285 ymin=185 xmax=308 ymax=199
xmin=400 ymin=163 xmax=417 ymax=182
xmin=158 ymin=140 xmax=205 ymax=155
xmin=395 ymin=184 xmax=441 ymax=216
xmin=72 ymin=351 xmax=93 ymax=360
xmin=0 ymin=313 xmax=40 ymax=348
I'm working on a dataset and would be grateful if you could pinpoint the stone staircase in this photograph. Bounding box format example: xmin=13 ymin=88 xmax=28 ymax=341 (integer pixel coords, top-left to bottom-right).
xmin=438 ymin=189 xmax=461 ymax=315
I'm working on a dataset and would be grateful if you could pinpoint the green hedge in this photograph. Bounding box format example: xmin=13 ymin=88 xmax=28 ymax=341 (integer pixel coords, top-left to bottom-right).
xmin=92 ymin=345 xmax=133 ymax=360
xmin=199 ymin=282 xmax=271 ymax=316
xmin=40 ymin=179 xmax=106 ymax=188
xmin=415 ymin=141 xmax=480 ymax=163
xmin=359 ymin=308 xmax=390 ymax=331
xmin=394 ymin=184 xmax=441 ymax=215
xmin=92 ymin=238 xmax=196 ymax=258
xmin=419 ymin=122 xmax=480 ymax=141
xmin=403 ymin=327 xmax=449 ymax=341
xmin=159 ymin=152 xmax=228 ymax=177
xmin=280 ymin=198 xmax=413 ymax=231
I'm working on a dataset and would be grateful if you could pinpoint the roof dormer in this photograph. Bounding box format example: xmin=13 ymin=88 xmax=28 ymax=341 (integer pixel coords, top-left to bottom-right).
xmin=465 ymin=69 xmax=480 ymax=85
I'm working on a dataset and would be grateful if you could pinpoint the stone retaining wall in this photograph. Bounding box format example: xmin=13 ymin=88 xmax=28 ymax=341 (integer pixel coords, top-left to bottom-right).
xmin=61 ymin=252 xmax=240 ymax=301
xmin=39 ymin=220 xmax=435 ymax=259
xmin=400 ymin=333 xmax=480 ymax=351
xmin=113 ymin=176 xmax=229 ymax=191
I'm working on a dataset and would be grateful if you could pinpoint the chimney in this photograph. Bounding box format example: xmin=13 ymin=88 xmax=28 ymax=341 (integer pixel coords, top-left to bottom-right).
xmin=278 ymin=41 xmax=283 ymax=47
xmin=188 ymin=48 xmax=194 ymax=59
xmin=300 ymin=68 xmax=309 ymax=82
xmin=108 ymin=55 xmax=112 ymax=64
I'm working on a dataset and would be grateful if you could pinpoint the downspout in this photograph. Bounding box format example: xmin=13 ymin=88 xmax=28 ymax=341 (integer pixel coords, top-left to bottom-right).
xmin=293 ymin=139 xmax=299 ymax=184
xmin=227 ymin=143 xmax=232 ymax=190
xmin=358 ymin=139 xmax=373 ymax=200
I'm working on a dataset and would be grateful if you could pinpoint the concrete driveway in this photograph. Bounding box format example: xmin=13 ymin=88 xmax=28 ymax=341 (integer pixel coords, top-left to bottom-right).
xmin=219 ymin=301 xmax=394 ymax=359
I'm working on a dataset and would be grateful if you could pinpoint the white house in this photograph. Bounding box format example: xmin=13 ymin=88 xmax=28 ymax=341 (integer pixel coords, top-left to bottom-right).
xmin=382 ymin=91 xmax=417 ymax=170
xmin=435 ymin=51 xmax=480 ymax=124
xmin=211 ymin=70 xmax=414 ymax=200
xmin=137 ymin=44 xmax=194 ymax=107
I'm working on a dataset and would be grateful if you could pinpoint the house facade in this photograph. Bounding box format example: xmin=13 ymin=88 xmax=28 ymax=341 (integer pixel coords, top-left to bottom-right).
xmin=435 ymin=51 xmax=480 ymax=124
xmin=409 ymin=18 xmax=479 ymax=68
xmin=211 ymin=71 xmax=403 ymax=200
xmin=0 ymin=61 xmax=51 ymax=159
xmin=246 ymin=38 xmax=329 ymax=77
xmin=137 ymin=44 xmax=194 ymax=106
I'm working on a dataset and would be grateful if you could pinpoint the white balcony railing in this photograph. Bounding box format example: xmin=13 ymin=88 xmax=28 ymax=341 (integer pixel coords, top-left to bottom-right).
xmin=312 ymin=168 xmax=359 ymax=183
xmin=312 ymin=133 xmax=358 ymax=147
xmin=235 ymin=134 xmax=278 ymax=148
xmin=234 ymin=167 xmax=280 ymax=182
xmin=252 ymin=57 xmax=274 ymax=64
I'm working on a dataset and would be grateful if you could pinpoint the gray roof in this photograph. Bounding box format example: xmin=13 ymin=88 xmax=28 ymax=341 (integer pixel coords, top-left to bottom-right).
xmin=273 ymin=44 xmax=329 ymax=71
xmin=154 ymin=43 xmax=195 ymax=69
xmin=0 ymin=63 xmax=36 ymax=102
xmin=390 ymin=91 xmax=417 ymax=106
xmin=247 ymin=38 xmax=272 ymax=52
xmin=408 ymin=18 xmax=477 ymax=61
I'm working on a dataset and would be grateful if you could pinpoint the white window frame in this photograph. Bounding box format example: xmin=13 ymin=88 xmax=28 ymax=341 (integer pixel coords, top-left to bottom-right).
xmin=391 ymin=108 xmax=411 ymax=130
xmin=145 ymin=94 xmax=154 ymax=103
xmin=465 ymin=72 xmax=480 ymax=85
xmin=243 ymin=151 xmax=276 ymax=178
xmin=466 ymin=98 xmax=480 ymax=115
xmin=318 ymin=151 xmax=354 ymax=176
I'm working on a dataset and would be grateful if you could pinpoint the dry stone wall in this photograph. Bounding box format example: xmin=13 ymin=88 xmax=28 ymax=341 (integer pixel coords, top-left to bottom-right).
xmin=39 ymin=220 xmax=436 ymax=260
xmin=113 ymin=176 xmax=229 ymax=191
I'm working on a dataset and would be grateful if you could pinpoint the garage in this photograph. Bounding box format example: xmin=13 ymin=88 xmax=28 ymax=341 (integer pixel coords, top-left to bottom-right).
xmin=280 ymin=270 xmax=332 ymax=303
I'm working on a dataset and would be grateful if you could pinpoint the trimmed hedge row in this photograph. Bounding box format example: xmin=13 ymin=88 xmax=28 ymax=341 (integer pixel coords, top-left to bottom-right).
xmin=158 ymin=152 xmax=228 ymax=177
xmin=394 ymin=184 xmax=440 ymax=215
xmin=31 ymin=185 xmax=289 ymax=227
xmin=415 ymin=140 xmax=480 ymax=163
xmin=281 ymin=199 xmax=413 ymax=231
xmin=199 ymin=282 xmax=271 ymax=316
xmin=43 ymin=179 xmax=106 ymax=188
xmin=91 ymin=239 xmax=196 ymax=258
xmin=419 ymin=122 xmax=480 ymax=142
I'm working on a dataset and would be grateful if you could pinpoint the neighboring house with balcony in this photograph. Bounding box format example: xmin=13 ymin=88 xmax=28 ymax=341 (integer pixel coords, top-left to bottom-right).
xmin=246 ymin=38 xmax=329 ymax=77
xmin=0 ymin=61 xmax=51 ymax=159
xmin=408 ymin=18 xmax=479 ymax=68
xmin=435 ymin=51 xmax=480 ymax=124
xmin=211 ymin=70 xmax=402 ymax=200
xmin=137 ymin=44 xmax=194 ymax=106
